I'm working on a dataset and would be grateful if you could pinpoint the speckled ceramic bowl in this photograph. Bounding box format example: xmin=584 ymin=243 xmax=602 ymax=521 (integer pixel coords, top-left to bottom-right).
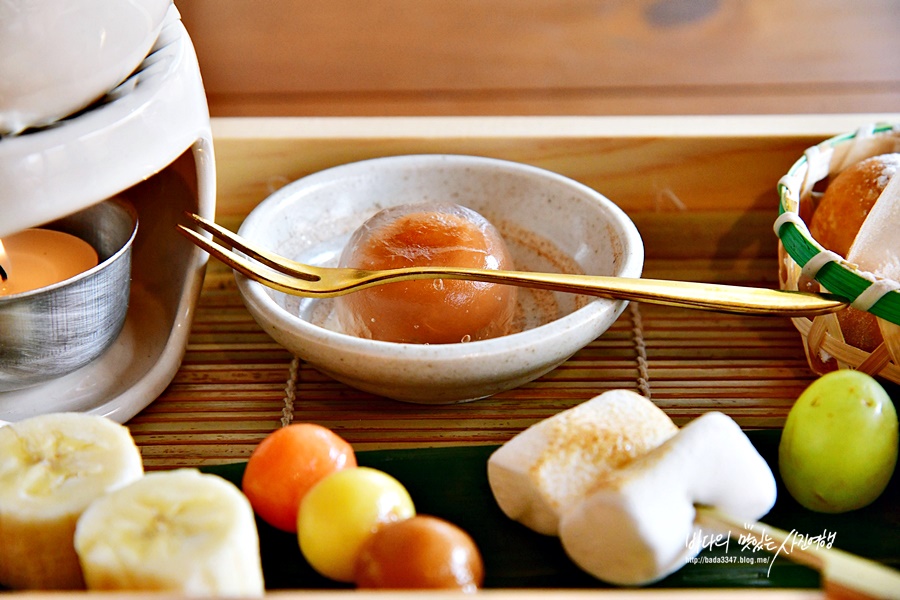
xmin=236 ymin=154 xmax=644 ymax=403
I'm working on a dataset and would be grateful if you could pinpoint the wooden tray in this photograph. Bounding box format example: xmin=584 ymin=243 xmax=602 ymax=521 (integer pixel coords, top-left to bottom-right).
xmin=88 ymin=114 xmax=900 ymax=598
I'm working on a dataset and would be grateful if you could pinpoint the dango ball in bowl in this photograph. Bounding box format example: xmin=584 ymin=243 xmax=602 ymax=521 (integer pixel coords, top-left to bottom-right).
xmin=235 ymin=154 xmax=644 ymax=404
xmin=335 ymin=202 xmax=518 ymax=344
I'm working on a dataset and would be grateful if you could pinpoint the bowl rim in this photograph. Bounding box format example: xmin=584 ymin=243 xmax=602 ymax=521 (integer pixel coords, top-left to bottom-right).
xmin=236 ymin=153 xmax=644 ymax=360
xmin=776 ymin=122 xmax=900 ymax=326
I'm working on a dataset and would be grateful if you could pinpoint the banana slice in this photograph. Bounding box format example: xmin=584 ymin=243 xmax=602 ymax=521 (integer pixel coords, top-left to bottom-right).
xmin=487 ymin=390 xmax=678 ymax=535
xmin=74 ymin=468 xmax=265 ymax=595
xmin=0 ymin=412 xmax=144 ymax=590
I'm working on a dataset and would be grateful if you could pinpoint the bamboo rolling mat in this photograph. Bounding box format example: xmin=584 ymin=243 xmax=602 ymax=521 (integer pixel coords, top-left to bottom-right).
xmin=128 ymin=255 xmax=821 ymax=471
xmin=123 ymin=114 xmax=900 ymax=472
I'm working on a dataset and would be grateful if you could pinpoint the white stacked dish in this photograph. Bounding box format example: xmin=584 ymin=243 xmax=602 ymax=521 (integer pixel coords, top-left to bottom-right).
xmin=0 ymin=4 xmax=216 ymax=423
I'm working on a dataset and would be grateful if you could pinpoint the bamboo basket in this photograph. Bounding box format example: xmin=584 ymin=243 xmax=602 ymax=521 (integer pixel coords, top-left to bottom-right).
xmin=776 ymin=122 xmax=900 ymax=381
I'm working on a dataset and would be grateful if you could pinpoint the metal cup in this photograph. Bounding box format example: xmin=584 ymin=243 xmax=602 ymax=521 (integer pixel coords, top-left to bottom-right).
xmin=0 ymin=198 xmax=138 ymax=391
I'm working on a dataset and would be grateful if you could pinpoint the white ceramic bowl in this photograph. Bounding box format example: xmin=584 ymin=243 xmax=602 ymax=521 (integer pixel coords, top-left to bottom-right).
xmin=236 ymin=155 xmax=644 ymax=403
xmin=0 ymin=0 xmax=171 ymax=135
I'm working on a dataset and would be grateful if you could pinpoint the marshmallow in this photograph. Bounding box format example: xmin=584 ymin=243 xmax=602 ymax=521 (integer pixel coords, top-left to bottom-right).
xmin=487 ymin=390 xmax=678 ymax=535
xmin=558 ymin=412 xmax=777 ymax=586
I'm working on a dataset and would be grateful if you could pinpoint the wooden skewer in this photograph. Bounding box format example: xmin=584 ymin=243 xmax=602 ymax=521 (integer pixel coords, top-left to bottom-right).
xmin=697 ymin=507 xmax=900 ymax=600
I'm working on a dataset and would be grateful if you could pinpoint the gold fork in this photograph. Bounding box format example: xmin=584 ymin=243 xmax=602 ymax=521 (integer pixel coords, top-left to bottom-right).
xmin=177 ymin=213 xmax=845 ymax=317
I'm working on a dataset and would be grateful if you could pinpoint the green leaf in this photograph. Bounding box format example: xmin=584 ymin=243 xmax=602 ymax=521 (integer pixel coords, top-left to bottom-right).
xmin=203 ymin=430 xmax=898 ymax=591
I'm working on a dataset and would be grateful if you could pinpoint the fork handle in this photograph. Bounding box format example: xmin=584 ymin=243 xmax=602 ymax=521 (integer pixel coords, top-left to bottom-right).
xmin=368 ymin=268 xmax=846 ymax=317
xmin=178 ymin=216 xmax=845 ymax=317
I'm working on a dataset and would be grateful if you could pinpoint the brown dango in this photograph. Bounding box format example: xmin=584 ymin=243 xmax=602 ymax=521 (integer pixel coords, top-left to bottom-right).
xmin=354 ymin=515 xmax=484 ymax=591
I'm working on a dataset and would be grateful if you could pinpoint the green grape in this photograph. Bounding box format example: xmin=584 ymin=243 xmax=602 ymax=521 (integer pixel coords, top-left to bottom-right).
xmin=297 ymin=467 xmax=415 ymax=582
xmin=779 ymin=370 xmax=898 ymax=513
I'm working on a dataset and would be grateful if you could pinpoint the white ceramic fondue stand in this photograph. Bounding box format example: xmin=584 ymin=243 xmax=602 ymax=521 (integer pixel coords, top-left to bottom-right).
xmin=0 ymin=6 xmax=215 ymax=423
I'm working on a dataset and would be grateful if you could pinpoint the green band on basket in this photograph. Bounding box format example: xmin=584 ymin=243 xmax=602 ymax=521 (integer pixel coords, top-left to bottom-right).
xmin=776 ymin=123 xmax=900 ymax=326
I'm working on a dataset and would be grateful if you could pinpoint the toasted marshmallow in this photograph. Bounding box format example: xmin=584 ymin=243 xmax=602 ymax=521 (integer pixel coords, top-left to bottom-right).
xmin=487 ymin=390 xmax=678 ymax=535
xmin=558 ymin=412 xmax=776 ymax=586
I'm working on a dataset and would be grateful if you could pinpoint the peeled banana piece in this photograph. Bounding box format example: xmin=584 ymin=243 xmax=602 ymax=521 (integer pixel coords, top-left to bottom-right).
xmin=74 ymin=468 xmax=265 ymax=596
xmin=0 ymin=412 xmax=144 ymax=589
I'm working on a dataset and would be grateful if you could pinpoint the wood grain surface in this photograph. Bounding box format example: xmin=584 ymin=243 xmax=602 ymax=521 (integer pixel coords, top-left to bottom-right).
xmin=176 ymin=0 xmax=900 ymax=117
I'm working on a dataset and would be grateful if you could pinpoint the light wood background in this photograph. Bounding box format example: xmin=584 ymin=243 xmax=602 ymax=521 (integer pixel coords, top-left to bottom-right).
xmin=176 ymin=0 xmax=900 ymax=118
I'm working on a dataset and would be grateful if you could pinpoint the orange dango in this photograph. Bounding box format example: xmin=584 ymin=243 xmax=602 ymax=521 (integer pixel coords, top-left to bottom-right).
xmin=241 ymin=423 xmax=356 ymax=533
xmin=335 ymin=202 xmax=517 ymax=344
